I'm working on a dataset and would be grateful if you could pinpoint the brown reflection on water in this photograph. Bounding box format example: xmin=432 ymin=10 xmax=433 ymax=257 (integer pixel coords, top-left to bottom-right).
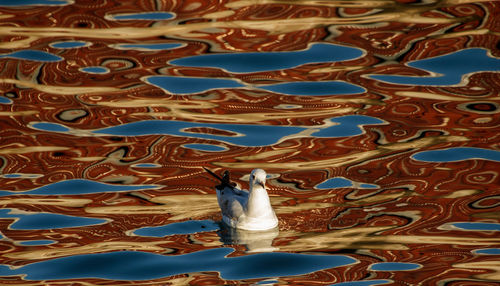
xmin=0 ymin=0 xmax=499 ymax=284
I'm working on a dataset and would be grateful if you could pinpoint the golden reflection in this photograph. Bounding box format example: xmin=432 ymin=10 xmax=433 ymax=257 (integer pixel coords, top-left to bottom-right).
xmin=441 ymin=189 xmax=481 ymax=199
xmin=133 ymin=107 xmax=359 ymax=123
xmin=0 ymin=79 xmax=120 ymax=95
xmin=97 ymin=99 xmax=218 ymax=109
xmin=147 ymin=195 xmax=220 ymax=221
xmin=0 ymin=36 xmax=38 ymax=49
xmin=279 ymin=226 xmax=500 ymax=252
xmin=0 ymin=111 xmax=38 ymax=116
xmin=72 ymin=156 xmax=107 ymax=162
xmin=225 ymin=0 xmax=393 ymax=9
xmin=0 ymin=14 xmax=14 ymax=19
xmin=433 ymin=28 xmax=500 ymax=39
xmin=226 ymin=0 xmax=491 ymax=9
xmin=343 ymin=191 xmax=408 ymax=206
xmin=395 ymin=91 xmax=471 ymax=101
xmin=235 ymin=149 xmax=299 ymax=161
xmin=396 ymin=91 xmax=500 ymax=102
xmin=454 ymin=261 xmax=500 ymax=281
xmin=84 ymin=191 xmax=411 ymax=222
xmin=0 ymin=0 xmax=496 ymax=283
xmin=95 ymin=98 xmax=365 ymax=123
xmin=4 ymin=241 xmax=169 ymax=260
xmin=215 ymin=135 xmax=469 ymax=170
xmin=0 ymin=13 xmax=464 ymax=49
xmin=85 ymin=194 xmax=311 ymax=219
xmin=0 ymin=198 xmax=92 ymax=207
xmin=310 ymin=66 xmax=365 ymax=73
xmin=85 ymin=205 xmax=172 ymax=214
xmin=274 ymin=202 xmax=334 ymax=214
xmin=86 ymin=195 xmax=218 ymax=220
xmin=202 ymin=10 xmax=236 ymax=19
xmin=0 ymin=146 xmax=70 ymax=155
xmin=313 ymin=98 xmax=382 ymax=105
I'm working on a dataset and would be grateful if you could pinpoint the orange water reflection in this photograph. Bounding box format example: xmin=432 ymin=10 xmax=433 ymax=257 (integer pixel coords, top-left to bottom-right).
xmin=0 ymin=0 xmax=499 ymax=284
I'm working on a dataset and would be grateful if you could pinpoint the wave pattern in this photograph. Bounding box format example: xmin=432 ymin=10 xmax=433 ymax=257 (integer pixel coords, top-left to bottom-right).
xmin=0 ymin=0 xmax=499 ymax=284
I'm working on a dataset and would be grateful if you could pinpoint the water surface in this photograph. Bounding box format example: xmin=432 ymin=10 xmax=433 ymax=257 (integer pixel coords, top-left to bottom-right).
xmin=0 ymin=248 xmax=356 ymax=280
xmin=0 ymin=0 xmax=499 ymax=285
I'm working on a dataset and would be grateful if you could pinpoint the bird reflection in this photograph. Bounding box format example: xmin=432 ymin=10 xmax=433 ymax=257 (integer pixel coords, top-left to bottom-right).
xmin=217 ymin=222 xmax=279 ymax=253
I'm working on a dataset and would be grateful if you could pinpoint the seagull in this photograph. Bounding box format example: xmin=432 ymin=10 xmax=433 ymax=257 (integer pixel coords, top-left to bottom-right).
xmin=204 ymin=168 xmax=278 ymax=231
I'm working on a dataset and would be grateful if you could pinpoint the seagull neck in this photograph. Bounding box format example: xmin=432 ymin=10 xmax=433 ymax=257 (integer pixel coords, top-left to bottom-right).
xmin=246 ymin=185 xmax=272 ymax=218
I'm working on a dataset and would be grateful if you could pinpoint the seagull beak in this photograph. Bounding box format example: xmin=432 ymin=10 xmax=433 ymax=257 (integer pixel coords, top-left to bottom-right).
xmin=257 ymin=180 xmax=265 ymax=189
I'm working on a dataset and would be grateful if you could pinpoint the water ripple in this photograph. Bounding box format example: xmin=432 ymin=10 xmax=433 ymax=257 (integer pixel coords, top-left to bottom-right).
xmin=30 ymin=115 xmax=384 ymax=147
xmin=0 ymin=179 xmax=157 ymax=196
xmin=412 ymin=147 xmax=500 ymax=162
xmin=0 ymin=248 xmax=356 ymax=280
xmin=0 ymin=209 xmax=106 ymax=230
xmin=170 ymin=43 xmax=364 ymax=73
xmin=369 ymin=49 xmax=500 ymax=86
xmin=0 ymin=50 xmax=63 ymax=62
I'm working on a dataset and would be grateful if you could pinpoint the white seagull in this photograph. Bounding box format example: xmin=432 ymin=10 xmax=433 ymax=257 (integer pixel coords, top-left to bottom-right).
xmin=204 ymin=168 xmax=278 ymax=231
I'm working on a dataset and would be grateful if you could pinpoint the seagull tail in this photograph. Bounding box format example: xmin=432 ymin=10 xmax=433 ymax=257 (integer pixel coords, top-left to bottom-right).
xmin=203 ymin=167 xmax=236 ymax=188
xmin=203 ymin=167 xmax=224 ymax=182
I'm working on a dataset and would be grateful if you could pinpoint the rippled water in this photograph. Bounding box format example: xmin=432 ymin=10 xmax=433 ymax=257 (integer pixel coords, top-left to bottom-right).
xmin=0 ymin=0 xmax=499 ymax=285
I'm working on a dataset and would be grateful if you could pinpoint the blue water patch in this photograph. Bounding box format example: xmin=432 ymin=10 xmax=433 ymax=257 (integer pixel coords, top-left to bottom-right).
xmin=91 ymin=115 xmax=383 ymax=147
xmin=331 ymin=280 xmax=392 ymax=286
xmin=0 ymin=50 xmax=63 ymax=62
xmin=0 ymin=247 xmax=356 ymax=280
xmin=94 ymin=120 xmax=300 ymax=146
xmin=132 ymin=163 xmax=162 ymax=168
xmin=0 ymin=209 xmax=106 ymax=230
xmin=474 ymin=248 xmax=500 ymax=255
xmin=0 ymin=0 xmax=70 ymax=6
xmin=274 ymin=104 xmax=302 ymax=109
xmin=113 ymin=43 xmax=183 ymax=50
xmin=259 ymin=81 xmax=365 ymax=96
xmin=80 ymin=66 xmax=109 ymax=74
xmin=31 ymin=122 xmax=70 ymax=132
xmin=452 ymin=222 xmax=500 ymax=231
xmin=360 ymin=183 xmax=378 ymax=188
xmin=0 ymin=96 xmax=12 ymax=104
xmin=316 ymin=177 xmax=378 ymax=189
xmin=134 ymin=220 xmax=220 ymax=237
xmin=257 ymin=279 xmax=279 ymax=285
xmin=474 ymin=249 xmax=500 ymax=255
xmin=369 ymin=262 xmax=421 ymax=271
xmin=412 ymin=147 xmax=500 ymax=162
xmin=145 ymin=76 xmax=364 ymax=96
xmin=317 ymin=177 xmax=352 ymax=189
xmin=312 ymin=115 xmax=385 ymax=138
xmin=18 ymin=240 xmax=56 ymax=246
xmin=50 ymin=41 xmax=88 ymax=49
xmin=109 ymin=12 xmax=175 ymax=20
xmin=170 ymin=43 xmax=364 ymax=73
xmin=28 ymin=115 xmax=384 ymax=147
xmin=183 ymin=144 xmax=228 ymax=152
xmin=370 ymin=48 xmax=500 ymax=86
xmin=0 ymin=179 xmax=156 ymax=197
xmin=2 ymin=174 xmax=22 ymax=178
xmin=1 ymin=173 xmax=42 ymax=179
xmin=144 ymin=76 xmax=246 ymax=94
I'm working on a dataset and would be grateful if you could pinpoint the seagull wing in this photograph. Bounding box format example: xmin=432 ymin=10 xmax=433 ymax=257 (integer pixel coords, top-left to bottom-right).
xmin=216 ymin=185 xmax=248 ymax=223
xmin=204 ymin=167 xmax=250 ymax=226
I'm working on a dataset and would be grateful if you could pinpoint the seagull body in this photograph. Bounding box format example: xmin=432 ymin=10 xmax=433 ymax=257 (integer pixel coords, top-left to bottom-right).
xmin=205 ymin=168 xmax=278 ymax=231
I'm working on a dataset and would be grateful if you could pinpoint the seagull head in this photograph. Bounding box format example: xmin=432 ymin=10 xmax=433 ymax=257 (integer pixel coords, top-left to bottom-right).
xmin=250 ymin=168 xmax=266 ymax=189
